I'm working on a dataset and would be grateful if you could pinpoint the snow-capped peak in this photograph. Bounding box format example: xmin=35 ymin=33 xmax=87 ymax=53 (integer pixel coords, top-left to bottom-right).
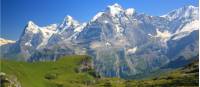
xmin=66 ymin=15 xmax=73 ymax=21
xmin=28 ymin=21 xmax=35 ymax=25
xmin=161 ymin=5 xmax=199 ymax=21
xmin=27 ymin=21 xmax=38 ymax=28
xmin=25 ymin=21 xmax=39 ymax=33
xmin=91 ymin=12 xmax=104 ymax=21
xmin=186 ymin=5 xmax=197 ymax=9
xmin=106 ymin=3 xmax=123 ymax=17
xmin=114 ymin=3 xmax=121 ymax=6
xmin=60 ymin=15 xmax=79 ymax=28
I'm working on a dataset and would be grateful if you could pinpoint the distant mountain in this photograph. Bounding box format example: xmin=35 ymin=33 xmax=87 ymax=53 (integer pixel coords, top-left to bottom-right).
xmin=0 ymin=38 xmax=15 ymax=46
xmin=1 ymin=3 xmax=199 ymax=78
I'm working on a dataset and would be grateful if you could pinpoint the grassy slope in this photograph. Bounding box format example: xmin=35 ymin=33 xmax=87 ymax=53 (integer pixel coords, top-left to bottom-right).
xmin=94 ymin=59 xmax=198 ymax=87
xmin=1 ymin=55 xmax=95 ymax=87
xmin=1 ymin=55 xmax=199 ymax=87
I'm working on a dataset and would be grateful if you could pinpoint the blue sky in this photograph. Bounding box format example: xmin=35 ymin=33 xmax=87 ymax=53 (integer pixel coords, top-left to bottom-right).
xmin=1 ymin=0 xmax=199 ymax=40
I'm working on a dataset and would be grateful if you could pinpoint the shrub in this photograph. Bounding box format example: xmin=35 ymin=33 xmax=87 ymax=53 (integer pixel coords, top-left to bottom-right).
xmin=44 ymin=73 xmax=57 ymax=80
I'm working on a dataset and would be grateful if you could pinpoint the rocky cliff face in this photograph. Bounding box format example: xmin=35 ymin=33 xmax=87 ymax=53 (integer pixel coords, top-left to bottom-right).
xmin=0 ymin=72 xmax=21 ymax=87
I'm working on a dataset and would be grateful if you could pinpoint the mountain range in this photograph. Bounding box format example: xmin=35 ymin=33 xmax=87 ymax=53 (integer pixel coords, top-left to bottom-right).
xmin=1 ymin=3 xmax=199 ymax=78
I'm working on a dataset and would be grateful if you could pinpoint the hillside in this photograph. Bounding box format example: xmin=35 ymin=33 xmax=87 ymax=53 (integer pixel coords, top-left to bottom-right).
xmin=93 ymin=58 xmax=199 ymax=87
xmin=1 ymin=55 xmax=96 ymax=87
xmin=124 ymin=59 xmax=199 ymax=86
xmin=0 ymin=55 xmax=198 ymax=87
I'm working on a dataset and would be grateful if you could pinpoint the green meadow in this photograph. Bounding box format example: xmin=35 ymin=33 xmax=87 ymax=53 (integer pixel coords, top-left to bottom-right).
xmin=1 ymin=55 xmax=198 ymax=87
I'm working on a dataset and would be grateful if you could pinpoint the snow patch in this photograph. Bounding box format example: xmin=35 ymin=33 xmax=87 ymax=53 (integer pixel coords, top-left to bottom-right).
xmin=172 ymin=20 xmax=199 ymax=40
xmin=175 ymin=20 xmax=199 ymax=33
xmin=127 ymin=47 xmax=137 ymax=54
xmin=115 ymin=24 xmax=123 ymax=34
xmin=155 ymin=29 xmax=172 ymax=41
xmin=105 ymin=42 xmax=111 ymax=46
xmin=148 ymin=34 xmax=153 ymax=37
xmin=104 ymin=20 xmax=109 ymax=24
xmin=115 ymin=25 xmax=120 ymax=33
xmin=74 ymin=23 xmax=87 ymax=32
xmin=25 ymin=42 xmax=32 ymax=46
